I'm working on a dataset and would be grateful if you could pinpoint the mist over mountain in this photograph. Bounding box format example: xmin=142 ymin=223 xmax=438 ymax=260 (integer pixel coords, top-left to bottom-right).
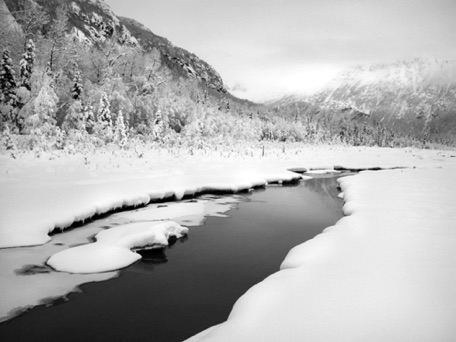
xmin=274 ymin=58 xmax=456 ymax=137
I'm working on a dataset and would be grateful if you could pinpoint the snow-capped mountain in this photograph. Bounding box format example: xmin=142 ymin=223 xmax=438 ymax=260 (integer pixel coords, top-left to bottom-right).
xmin=277 ymin=58 xmax=456 ymax=136
xmin=4 ymin=0 xmax=227 ymax=93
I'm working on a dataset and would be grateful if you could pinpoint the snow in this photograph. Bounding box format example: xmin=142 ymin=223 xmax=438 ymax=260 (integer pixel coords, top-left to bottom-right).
xmin=1 ymin=145 xmax=456 ymax=337
xmin=0 ymin=222 xmax=116 ymax=322
xmin=0 ymin=152 xmax=302 ymax=249
xmin=110 ymin=195 xmax=243 ymax=226
xmin=70 ymin=2 xmax=80 ymax=14
xmin=47 ymin=221 xmax=188 ymax=273
xmin=187 ymin=166 xmax=456 ymax=342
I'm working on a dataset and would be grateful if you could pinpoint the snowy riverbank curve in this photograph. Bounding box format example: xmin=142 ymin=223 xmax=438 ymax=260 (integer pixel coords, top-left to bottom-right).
xmin=1 ymin=146 xmax=456 ymax=335
xmin=187 ymin=166 xmax=456 ymax=342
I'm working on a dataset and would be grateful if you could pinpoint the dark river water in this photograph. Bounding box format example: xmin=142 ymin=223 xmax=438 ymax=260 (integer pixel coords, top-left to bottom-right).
xmin=0 ymin=175 xmax=345 ymax=342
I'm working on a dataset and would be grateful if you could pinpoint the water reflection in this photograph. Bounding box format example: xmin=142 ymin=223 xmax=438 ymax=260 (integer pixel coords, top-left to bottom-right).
xmin=302 ymin=175 xmax=346 ymax=211
xmin=138 ymin=248 xmax=169 ymax=264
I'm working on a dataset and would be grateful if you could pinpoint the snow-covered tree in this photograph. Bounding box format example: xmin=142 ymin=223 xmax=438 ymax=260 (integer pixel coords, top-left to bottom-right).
xmin=63 ymin=100 xmax=84 ymax=132
xmin=153 ymin=107 xmax=165 ymax=141
xmin=114 ymin=110 xmax=127 ymax=145
xmin=118 ymin=24 xmax=137 ymax=47
xmin=97 ymin=92 xmax=112 ymax=127
xmin=30 ymin=75 xmax=58 ymax=131
xmin=84 ymin=104 xmax=95 ymax=134
xmin=2 ymin=123 xmax=15 ymax=151
xmin=53 ymin=126 xmax=66 ymax=150
xmin=71 ymin=63 xmax=83 ymax=100
xmin=0 ymin=49 xmax=17 ymax=106
xmin=95 ymin=92 xmax=113 ymax=142
xmin=20 ymin=39 xmax=35 ymax=91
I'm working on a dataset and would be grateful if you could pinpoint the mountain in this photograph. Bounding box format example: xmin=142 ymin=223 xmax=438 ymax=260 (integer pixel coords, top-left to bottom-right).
xmin=119 ymin=16 xmax=226 ymax=93
xmin=4 ymin=0 xmax=227 ymax=93
xmin=275 ymin=58 xmax=456 ymax=137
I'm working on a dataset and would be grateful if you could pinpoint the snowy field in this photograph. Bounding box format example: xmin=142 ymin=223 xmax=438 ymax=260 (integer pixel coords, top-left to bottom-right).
xmin=1 ymin=145 xmax=456 ymax=341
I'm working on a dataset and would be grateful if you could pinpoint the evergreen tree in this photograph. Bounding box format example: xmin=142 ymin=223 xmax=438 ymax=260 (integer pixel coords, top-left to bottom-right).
xmin=97 ymin=92 xmax=112 ymax=128
xmin=71 ymin=63 xmax=83 ymax=100
xmin=114 ymin=110 xmax=127 ymax=145
xmin=20 ymin=39 xmax=35 ymax=91
xmin=95 ymin=92 xmax=113 ymax=142
xmin=0 ymin=49 xmax=17 ymax=107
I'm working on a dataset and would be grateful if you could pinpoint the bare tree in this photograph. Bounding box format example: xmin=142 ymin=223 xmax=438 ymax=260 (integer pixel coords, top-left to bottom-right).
xmin=13 ymin=0 xmax=49 ymax=48
xmin=44 ymin=5 xmax=68 ymax=72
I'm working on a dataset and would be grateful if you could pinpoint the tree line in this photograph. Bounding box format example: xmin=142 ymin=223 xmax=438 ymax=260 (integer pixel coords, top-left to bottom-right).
xmin=1 ymin=0 xmax=446 ymax=154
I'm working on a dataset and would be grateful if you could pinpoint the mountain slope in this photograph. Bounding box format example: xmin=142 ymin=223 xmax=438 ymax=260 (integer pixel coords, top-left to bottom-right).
xmin=119 ymin=16 xmax=226 ymax=93
xmin=4 ymin=0 xmax=226 ymax=93
xmin=277 ymin=59 xmax=456 ymax=137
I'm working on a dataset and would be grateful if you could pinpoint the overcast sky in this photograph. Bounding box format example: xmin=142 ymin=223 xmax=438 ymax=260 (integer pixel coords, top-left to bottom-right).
xmin=105 ymin=0 xmax=456 ymax=101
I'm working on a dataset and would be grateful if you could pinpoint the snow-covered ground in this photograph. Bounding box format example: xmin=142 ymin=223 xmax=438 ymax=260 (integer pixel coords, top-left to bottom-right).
xmin=1 ymin=145 xmax=456 ymax=340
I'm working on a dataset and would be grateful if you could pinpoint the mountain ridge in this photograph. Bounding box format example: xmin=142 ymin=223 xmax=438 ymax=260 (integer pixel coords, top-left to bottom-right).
xmin=273 ymin=58 xmax=456 ymax=137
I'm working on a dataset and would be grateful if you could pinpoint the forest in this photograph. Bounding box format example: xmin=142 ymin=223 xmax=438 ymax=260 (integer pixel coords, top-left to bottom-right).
xmin=0 ymin=0 xmax=445 ymax=158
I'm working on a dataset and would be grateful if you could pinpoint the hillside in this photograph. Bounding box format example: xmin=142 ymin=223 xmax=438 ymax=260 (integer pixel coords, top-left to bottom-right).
xmin=4 ymin=0 xmax=226 ymax=93
xmin=1 ymin=0 xmax=453 ymax=149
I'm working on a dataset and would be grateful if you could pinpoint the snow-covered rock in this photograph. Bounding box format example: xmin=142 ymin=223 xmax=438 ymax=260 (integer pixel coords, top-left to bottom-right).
xmin=47 ymin=221 xmax=188 ymax=273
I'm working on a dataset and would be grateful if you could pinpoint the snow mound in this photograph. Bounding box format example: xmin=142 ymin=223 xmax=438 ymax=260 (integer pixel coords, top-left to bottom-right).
xmin=47 ymin=221 xmax=188 ymax=273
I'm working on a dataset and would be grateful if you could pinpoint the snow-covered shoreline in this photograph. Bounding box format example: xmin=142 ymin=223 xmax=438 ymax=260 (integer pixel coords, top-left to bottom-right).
xmin=1 ymin=145 xmax=447 ymax=249
xmin=1 ymin=145 xmax=456 ymax=339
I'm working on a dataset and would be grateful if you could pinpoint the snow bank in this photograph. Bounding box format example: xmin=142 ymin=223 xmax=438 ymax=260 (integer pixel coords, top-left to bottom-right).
xmin=47 ymin=221 xmax=188 ymax=273
xmin=1 ymin=146 xmax=455 ymax=327
xmin=1 ymin=146 xmax=448 ymax=249
xmin=0 ymin=194 xmax=240 ymax=323
xmin=187 ymin=167 xmax=456 ymax=342
xmin=0 ymin=157 xmax=300 ymax=249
